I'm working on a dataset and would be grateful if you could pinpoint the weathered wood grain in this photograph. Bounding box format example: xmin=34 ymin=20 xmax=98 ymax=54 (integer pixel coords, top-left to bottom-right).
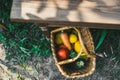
xmin=10 ymin=0 xmax=120 ymax=28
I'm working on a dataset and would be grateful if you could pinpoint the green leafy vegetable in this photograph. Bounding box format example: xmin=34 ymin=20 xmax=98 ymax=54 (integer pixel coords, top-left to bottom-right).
xmin=76 ymin=60 xmax=84 ymax=68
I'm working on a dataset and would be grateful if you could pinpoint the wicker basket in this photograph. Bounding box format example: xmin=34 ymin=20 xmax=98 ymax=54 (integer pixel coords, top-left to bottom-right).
xmin=50 ymin=27 xmax=96 ymax=78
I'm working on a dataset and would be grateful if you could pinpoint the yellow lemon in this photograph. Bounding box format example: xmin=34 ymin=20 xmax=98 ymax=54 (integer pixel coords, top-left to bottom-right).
xmin=74 ymin=41 xmax=82 ymax=53
xmin=69 ymin=34 xmax=77 ymax=43
xmin=55 ymin=33 xmax=62 ymax=44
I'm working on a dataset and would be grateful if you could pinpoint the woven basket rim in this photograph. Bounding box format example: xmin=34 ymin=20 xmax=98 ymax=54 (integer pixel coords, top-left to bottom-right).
xmin=51 ymin=27 xmax=89 ymax=65
xmin=50 ymin=26 xmax=96 ymax=78
xmin=56 ymin=57 xmax=96 ymax=78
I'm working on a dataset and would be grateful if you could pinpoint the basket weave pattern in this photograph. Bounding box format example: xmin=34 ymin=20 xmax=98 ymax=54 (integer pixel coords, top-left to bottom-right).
xmin=50 ymin=27 xmax=96 ymax=78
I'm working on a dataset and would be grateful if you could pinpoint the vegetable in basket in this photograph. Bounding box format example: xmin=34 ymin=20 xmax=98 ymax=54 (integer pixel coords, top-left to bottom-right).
xmin=57 ymin=48 xmax=68 ymax=60
xmin=60 ymin=31 xmax=72 ymax=50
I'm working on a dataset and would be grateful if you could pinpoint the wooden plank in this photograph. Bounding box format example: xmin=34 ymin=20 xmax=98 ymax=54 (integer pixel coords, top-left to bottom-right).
xmin=10 ymin=0 xmax=120 ymax=28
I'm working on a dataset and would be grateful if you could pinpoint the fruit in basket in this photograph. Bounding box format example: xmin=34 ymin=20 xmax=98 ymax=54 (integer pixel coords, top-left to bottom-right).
xmin=69 ymin=34 xmax=77 ymax=43
xmin=57 ymin=48 xmax=68 ymax=60
xmin=74 ymin=41 xmax=82 ymax=53
xmin=59 ymin=44 xmax=66 ymax=49
xmin=60 ymin=32 xmax=71 ymax=50
xmin=55 ymin=33 xmax=63 ymax=44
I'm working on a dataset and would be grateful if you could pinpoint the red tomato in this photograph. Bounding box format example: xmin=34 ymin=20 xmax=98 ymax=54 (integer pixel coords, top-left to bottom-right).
xmin=57 ymin=48 xmax=68 ymax=60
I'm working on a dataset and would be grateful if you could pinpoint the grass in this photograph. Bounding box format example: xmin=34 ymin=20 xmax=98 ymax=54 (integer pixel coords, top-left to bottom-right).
xmin=0 ymin=0 xmax=51 ymax=65
xmin=91 ymin=29 xmax=120 ymax=59
xmin=0 ymin=23 xmax=51 ymax=64
xmin=0 ymin=1 xmax=120 ymax=78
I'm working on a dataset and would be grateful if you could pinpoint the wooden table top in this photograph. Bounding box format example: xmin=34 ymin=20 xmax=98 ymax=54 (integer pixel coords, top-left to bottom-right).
xmin=10 ymin=0 xmax=120 ymax=28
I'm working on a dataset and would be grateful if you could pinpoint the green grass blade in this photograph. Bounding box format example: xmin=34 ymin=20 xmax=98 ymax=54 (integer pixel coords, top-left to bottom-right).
xmin=95 ymin=30 xmax=107 ymax=50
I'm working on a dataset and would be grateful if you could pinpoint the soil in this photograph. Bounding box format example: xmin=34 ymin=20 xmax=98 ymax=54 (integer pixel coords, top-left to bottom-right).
xmin=0 ymin=44 xmax=120 ymax=80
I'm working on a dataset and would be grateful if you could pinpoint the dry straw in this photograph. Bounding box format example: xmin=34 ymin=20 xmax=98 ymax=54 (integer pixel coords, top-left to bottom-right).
xmin=51 ymin=27 xmax=96 ymax=78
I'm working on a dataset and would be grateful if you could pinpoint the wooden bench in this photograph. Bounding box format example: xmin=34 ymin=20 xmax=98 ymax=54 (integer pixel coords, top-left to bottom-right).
xmin=10 ymin=0 xmax=120 ymax=29
xmin=10 ymin=0 xmax=120 ymax=38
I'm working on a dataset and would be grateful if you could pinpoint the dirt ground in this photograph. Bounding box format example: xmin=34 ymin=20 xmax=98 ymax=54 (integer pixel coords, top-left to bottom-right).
xmin=0 ymin=43 xmax=120 ymax=80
